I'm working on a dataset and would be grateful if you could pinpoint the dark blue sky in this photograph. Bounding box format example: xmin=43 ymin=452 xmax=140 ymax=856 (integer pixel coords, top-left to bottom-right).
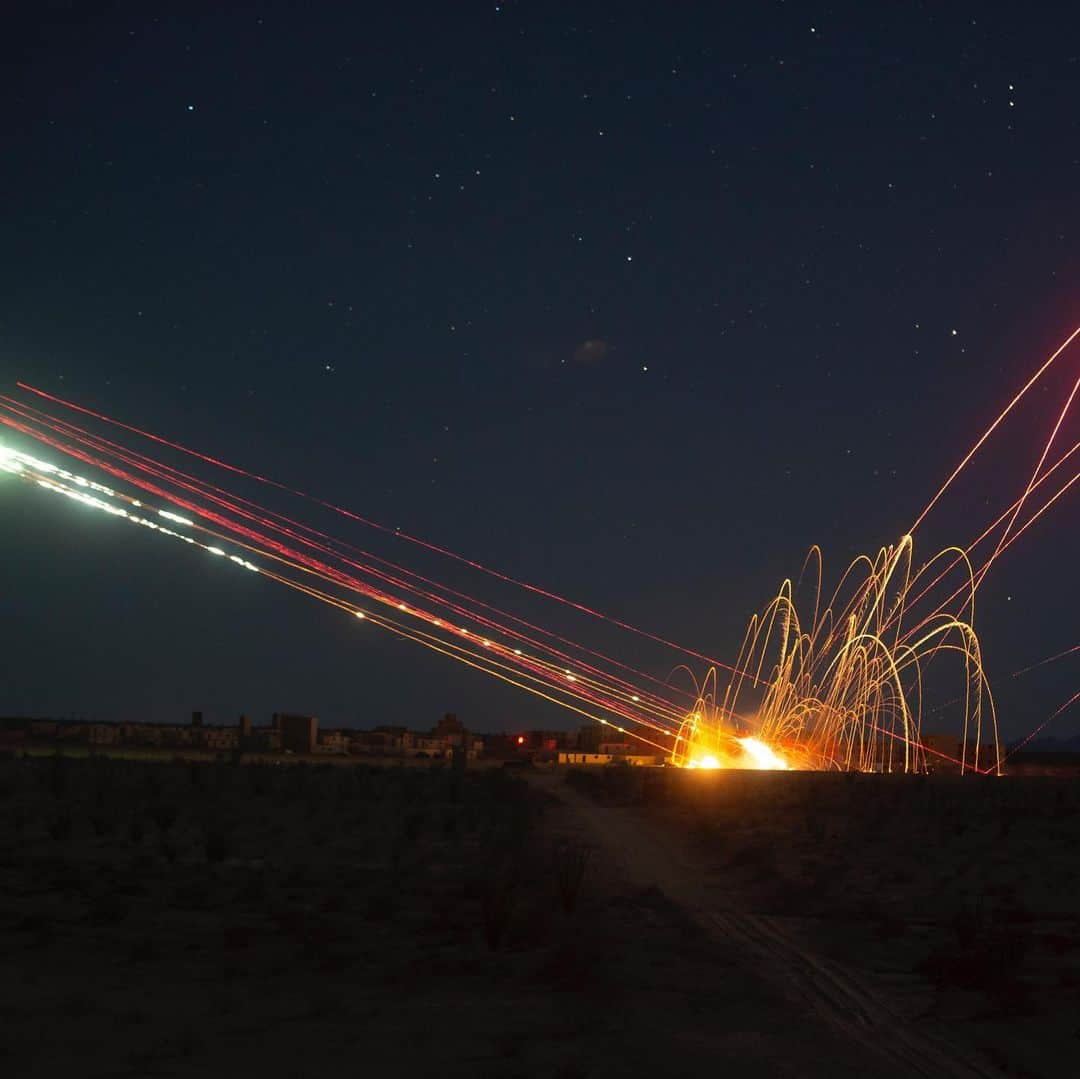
xmin=1 ymin=2 xmax=1077 ymax=738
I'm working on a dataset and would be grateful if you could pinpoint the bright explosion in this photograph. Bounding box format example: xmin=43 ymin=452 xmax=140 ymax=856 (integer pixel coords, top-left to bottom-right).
xmin=0 ymin=319 xmax=1076 ymax=776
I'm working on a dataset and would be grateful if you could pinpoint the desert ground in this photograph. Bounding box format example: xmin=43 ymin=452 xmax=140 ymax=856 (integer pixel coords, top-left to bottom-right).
xmin=550 ymin=765 xmax=1080 ymax=1077
xmin=2 ymin=754 xmax=1077 ymax=1077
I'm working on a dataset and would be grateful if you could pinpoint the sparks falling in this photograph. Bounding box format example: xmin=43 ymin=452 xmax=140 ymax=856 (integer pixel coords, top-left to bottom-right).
xmin=0 ymin=321 xmax=1076 ymax=772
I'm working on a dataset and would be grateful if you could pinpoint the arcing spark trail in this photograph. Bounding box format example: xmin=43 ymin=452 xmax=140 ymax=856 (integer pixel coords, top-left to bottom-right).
xmin=1 ymin=323 xmax=1077 ymax=771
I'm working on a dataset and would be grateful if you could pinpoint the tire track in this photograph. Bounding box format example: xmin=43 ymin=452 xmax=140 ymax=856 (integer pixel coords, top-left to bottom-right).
xmin=532 ymin=772 xmax=1002 ymax=1078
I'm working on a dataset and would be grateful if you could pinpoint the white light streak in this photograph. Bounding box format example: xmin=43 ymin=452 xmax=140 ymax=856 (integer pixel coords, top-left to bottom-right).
xmin=5 ymin=445 xmax=262 ymax=583
xmin=159 ymin=509 xmax=193 ymax=526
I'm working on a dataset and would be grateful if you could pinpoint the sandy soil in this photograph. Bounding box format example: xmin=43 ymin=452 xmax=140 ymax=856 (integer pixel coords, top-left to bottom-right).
xmin=552 ymin=766 xmax=1080 ymax=1078
xmin=0 ymin=754 xmax=909 ymax=1078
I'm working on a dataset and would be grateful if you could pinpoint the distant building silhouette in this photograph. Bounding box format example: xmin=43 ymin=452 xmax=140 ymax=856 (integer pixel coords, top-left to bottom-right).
xmin=275 ymin=713 xmax=317 ymax=754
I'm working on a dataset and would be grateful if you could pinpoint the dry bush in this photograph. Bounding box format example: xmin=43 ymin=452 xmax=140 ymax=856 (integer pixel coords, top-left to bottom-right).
xmin=16 ymin=912 xmax=54 ymax=947
xmin=159 ymin=836 xmax=179 ymax=864
xmin=151 ymin=802 xmax=179 ymax=832
xmin=919 ymin=900 xmax=1033 ymax=1008
xmin=403 ymin=809 xmax=426 ymax=844
xmin=235 ymin=872 xmax=268 ymax=904
xmin=47 ymin=810 xmax=72 ymax=841
xmin=363 ymin=890 xmax=400 ymax=923
xmin=554 ymin=838 xmax=591 ymax=915
xmin=48 ymin=754 xmax=68 ymax=796
xmin=479 ymin=859 xmax=519 ymax=950
xmin=203 ymin=825 xmax=227 ymax=864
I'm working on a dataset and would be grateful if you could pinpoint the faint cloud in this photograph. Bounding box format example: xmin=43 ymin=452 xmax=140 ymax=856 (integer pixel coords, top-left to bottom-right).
xmin=573 ymin=339 xmax=609 ymax=365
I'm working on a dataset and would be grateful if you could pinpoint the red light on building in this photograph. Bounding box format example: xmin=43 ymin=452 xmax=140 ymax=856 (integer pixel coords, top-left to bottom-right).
xmin=517 ymin=735 xmax=525 ymax=745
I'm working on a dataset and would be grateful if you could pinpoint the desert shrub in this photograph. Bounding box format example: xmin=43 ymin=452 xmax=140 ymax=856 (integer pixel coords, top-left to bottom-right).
xmin=16 ymin=912 xmax=55 ymax=946
xmin=303 ymin=919 xmax=339 ymax=960
xmin=539 ymin=936 xmax=608 ymax=993
xmin=921 ymin=902 xmax=1033 ymax=1007
xmin=384 ymin=833 xmax=405 ymax=881
xmin=507 ymin=896 xmax=554 ymax=950
xmin=159 ymin=837 xmax=179 ymax=864
xmin=403 ymin=809 xmax=426 ymax=844
xmin=236 ymin=872 xmax=268 ymax=904
xmin=564 ymin=765 xmax=610 ymax=802
xmin=172 ymin=880 xmax=212 ymax=910
xmin=90 ymin=811 xmax=114 ymax=837
xmin=479 ymin=859 xmax=519 ymax=950
xmin=129 ymin=810 xmax=144 ymax=844
xmin=223 ymin=924 xmax=259 ymax=950
xmin=873 ymin=911 xmax=909 ymax=939
xmin=49 ymin=754 xmax=68 ymax=796
xmin=364 ymin=890 xmax=400 ymax=922
xmin=603 ymin=762 xmax=645 ymax=804
xmin=952 ymin=900 xmax=988 ymax=950
xmin=88 ymin=896 xmax=129 ymax=925
xmin=685 ymin=801 xmax=714 ymax=843
xmin=47 ymin=810 xmax=73 ymax=841
xmin=203 ymin=826 xmax=227 ymax=864
xmin=804 ymin=811 xmax=825 ymax=842
xmin=248 ymin=768 xmax=268 ymax=797
xmin=729 ymin=842 xmax=772 ymax=870
xmin=175 ymin=1026 xmax=203 ymax=1058
xmin=284 ymin=862 xmax=312 ymax=888
xmin=152 ymin=803 xmax=179 ymax=832
xmin=554 ymin=839 xmax=591 ymax=915
xmin=127 ymin=936 xmax=158 ymax=963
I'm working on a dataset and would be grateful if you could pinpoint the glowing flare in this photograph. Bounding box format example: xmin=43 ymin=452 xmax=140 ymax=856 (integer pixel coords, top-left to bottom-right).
xmin=736 ymin=737 xmax=789 ymax=770
xmin=686 ymin=754 xmax=721 ymax=769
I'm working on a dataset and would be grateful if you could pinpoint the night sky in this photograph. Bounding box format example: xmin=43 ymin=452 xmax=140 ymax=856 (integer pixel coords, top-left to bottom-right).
xmin=1 ymin=3 xmax=1077 ymax=739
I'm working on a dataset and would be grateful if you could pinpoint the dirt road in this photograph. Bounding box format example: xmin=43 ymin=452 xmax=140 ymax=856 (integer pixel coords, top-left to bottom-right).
xmin=529 ymin=768 xmax=1002 ymax=1079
